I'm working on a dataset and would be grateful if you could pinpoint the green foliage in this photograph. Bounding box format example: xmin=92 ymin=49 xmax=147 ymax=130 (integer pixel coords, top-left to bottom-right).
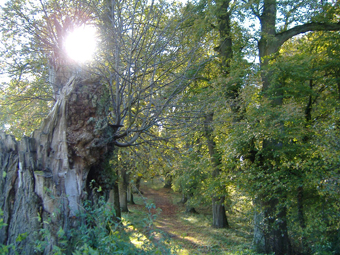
xmin=173 ymin=144 xmax=211 ymax=207
xmin=0 ymin=0 xmax=57 ymax=137
xmin=217 ymin=29 xmax=340 ymax=254
xmin=32 ymin=197 xmax=175 ymax=254
xmin=1 ymin=0 xmax=340 ymax=253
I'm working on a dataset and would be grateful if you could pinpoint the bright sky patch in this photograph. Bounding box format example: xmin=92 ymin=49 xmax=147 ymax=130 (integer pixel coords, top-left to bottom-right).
xmin=65 ymin=25 xmax=97 ymax=63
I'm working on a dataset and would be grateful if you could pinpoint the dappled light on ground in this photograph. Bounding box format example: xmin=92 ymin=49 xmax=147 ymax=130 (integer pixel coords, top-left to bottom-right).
xmin=124 ymin=178 xmax=254 ymax=255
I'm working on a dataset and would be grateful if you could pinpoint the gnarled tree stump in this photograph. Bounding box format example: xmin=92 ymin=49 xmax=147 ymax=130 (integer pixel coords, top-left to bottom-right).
xmin=0 ymin=76 xmax=115 ymax=254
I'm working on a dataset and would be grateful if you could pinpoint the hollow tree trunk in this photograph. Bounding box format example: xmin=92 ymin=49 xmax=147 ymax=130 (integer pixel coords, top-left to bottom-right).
xmin=0 ymin=76 xmax=115 ymax=254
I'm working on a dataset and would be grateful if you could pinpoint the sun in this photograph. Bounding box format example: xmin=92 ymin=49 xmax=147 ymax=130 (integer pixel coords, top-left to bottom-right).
xmin=64 ymin=25 xmax=97 ymax=63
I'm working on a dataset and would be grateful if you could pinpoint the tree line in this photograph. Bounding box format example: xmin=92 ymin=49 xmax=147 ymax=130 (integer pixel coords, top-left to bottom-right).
xmin=0 ymin=0 xmax=340 ymax=254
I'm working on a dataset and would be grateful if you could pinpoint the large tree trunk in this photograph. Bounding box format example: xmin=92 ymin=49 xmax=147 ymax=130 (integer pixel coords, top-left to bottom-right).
xmin=212 ymin=196 xmax=228 ymax=228
xmin=200 ymin=0 xmax=233 ymax=229
xmin=204 ymin=113 xmax=229 ymax=229
xmin=253 ymin=195 xmax=291 ymax=254
xmin=0 ymin=134 xmax=42 ymax=254
xmin=179 ymin=193 xmax=197 ymax=214
xmin=254 ymin=0 xmax=289 ymax=252
xmin=253 ymin=198 xmax=265 ymax=252
xmin=0 ymin=76 xmax=115 ymax=254
xmin=264 ymin=196 xmax=291 ymax=255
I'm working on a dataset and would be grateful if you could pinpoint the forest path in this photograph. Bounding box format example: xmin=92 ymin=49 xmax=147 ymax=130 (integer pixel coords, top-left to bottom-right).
xmin=137 ymin=182 xmax=216 ymax=254
xmin=142 ymin=185 xmax=181 ymax=235
xmin=127 ymin=179 xmax=253 ymax=254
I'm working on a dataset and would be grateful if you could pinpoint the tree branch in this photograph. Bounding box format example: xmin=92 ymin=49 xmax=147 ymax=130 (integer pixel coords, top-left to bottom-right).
xmin=113 ymin=132 xmax=141 ymax=147
xmin=276 ymin=22 xmax=340 ymax=49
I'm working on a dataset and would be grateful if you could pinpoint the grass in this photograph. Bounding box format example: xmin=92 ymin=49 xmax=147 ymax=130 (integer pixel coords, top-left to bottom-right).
xmin=122 ymin=178 xmax=261 ymax=255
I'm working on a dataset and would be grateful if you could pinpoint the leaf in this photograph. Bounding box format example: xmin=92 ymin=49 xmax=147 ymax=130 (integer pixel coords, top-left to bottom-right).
xmin=16 ymin=232 xmax=28 ymax=242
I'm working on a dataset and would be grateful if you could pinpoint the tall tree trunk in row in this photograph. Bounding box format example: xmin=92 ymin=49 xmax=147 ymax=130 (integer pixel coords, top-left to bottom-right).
xmin=127 ymin=182 xmax=135 ymax=205
xmin=255 ymin=0 xmax=291 ymax=250
xmin=0 ymin=75 xmax=116 ymax=254
xmin=204 ymin=113 xmax=229 ymax=228
xmin=119 ymin=168 xmax=129 ymax=212
xmin=199 ymin=0 xmax=234 ymax=229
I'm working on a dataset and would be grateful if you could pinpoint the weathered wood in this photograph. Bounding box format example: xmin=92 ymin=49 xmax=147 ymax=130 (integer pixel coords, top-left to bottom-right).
xmin=0 ymin=133 xmax=42 ymax=254
xmin=0 ymin=76 xmax=115 ymax=254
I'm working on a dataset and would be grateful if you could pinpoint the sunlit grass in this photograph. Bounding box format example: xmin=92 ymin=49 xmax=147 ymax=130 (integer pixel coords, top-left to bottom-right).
xmin=128 ymin=231 xmax=148 ymax=248
xmin=122 ymin=179 xmax=258 ymax=255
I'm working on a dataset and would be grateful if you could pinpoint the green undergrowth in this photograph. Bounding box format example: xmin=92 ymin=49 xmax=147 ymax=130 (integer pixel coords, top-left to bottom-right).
xmin=39 ymin=196 xmax=175 ymax=255
xmin=0 ymin=197 xmax=176 ymax=255
xmin=1 ymin=178 xmax=259 ymax=254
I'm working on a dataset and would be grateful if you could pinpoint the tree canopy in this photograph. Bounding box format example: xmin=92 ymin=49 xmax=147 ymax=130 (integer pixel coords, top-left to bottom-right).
xmin=1 ymin=0 xmax=340 ymax=254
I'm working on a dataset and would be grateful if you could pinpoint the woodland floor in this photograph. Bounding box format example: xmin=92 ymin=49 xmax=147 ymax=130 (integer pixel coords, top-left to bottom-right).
xmin=124 ymin=178 xmax=255 ymax=255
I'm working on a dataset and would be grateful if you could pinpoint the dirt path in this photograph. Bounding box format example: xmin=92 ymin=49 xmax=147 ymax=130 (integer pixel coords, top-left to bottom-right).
xmin=128 ymin=182 xmax=254 ymax=254
xmin=141 ymin=186 xmax=179 ymax=235
xmin=137 ymin=185 xmax=214 ymax=253
xmin=142 ymin=186 xmax=177 ymax=216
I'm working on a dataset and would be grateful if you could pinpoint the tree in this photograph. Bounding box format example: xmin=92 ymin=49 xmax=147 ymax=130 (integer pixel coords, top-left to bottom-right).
xmin=229 ymin=0 xmax=340 ymax=253
xmin=0 ymin=0 xmax=201 ymax=253
xmin=94 ymin=0 xmax=201 ymax=147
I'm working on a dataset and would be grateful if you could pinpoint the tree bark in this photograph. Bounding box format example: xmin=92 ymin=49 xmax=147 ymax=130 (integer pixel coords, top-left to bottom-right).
xmin=212 ymin=196 xmax=228 ymax=227
xmin=264 ymin=196 xmax=291 ymax=255
xmin=0 ymin=76 xmax=116 ymax=254
xmin=112 ymin=180 xmax=121 ymax=220
xmin=119 ymin=168 xmax=129 ymax=212
xmin=0 ymin=135 xmax=42 ymax=254
xmin=202 ymin=0 xmax=233 ymax=229
xmin=204 ymin=113 xmax=229 ymax=229
xmin=127 ymin=183 xmax=135 ymax=204
xmin=253 ymin=198 xmax=265 ymax=252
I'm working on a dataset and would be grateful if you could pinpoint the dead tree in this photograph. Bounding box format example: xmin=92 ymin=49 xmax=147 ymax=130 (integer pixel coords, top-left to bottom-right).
xmin=0 ymin=75 xmax=116 ymax=254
